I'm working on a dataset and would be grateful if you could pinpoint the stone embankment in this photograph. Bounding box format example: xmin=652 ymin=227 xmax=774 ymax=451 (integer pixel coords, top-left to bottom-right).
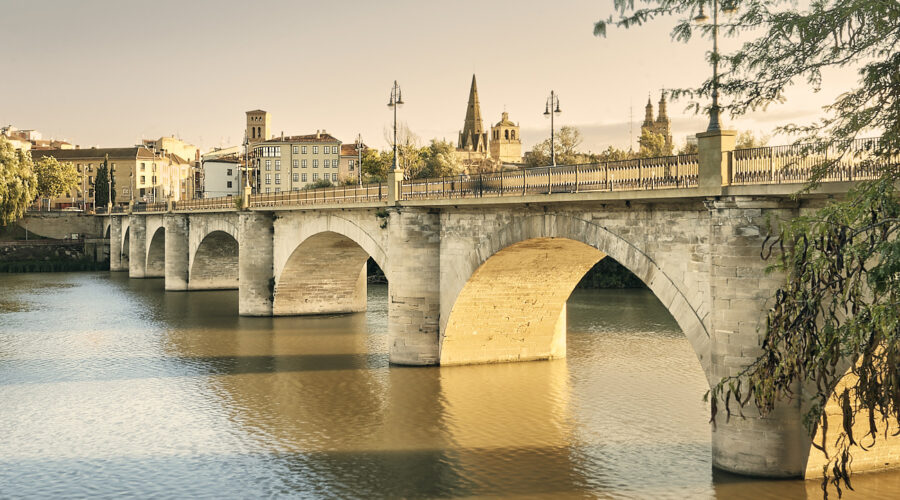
xmin=0 ymin=239 xmax=108 ymax=272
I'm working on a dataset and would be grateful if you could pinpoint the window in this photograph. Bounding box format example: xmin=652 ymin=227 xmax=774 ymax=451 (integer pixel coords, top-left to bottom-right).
xmin=275 ymin=160 xmax=280 ymax=170
xmin=313 ymin=173 xmax=319 ymax=181
xmin=332 ymin=173 xmax=338 ymax=181
xmin=292 ymin=159 xmax=298 ymax=168
xmin=324 ymin=159 xmax=330 ymax=168
xmin=87 ymin=164 xmax=93 ymax=172
xmin=89 ymin=176 xmax=94 ymax=185
xmin=226 ymin=169 xmax=233 ymax=176
xmin=265 ymin=173 xmax=271 ymax=184
xmin=227 ymin=181 xmax=233 ymax=188
xmin=348 ymin=160 xmax=355 ymax=170
xmin=266 ymin=187 xmax=271 ymax=193
xmin=111 ymin=163 xmax=116 ymax=172
xmin=275 ymin=174 xmax=281 ymax=184
xmin=140 ymin=176 xmax=146 ymax=184
xmin=301 ymin=173 xmax=307 ymax=182
xmin=152 ymin=176 xmax=157 ymax=184
xmin=301 ymin=159 xmax=307 ymax=168
xmin=313 ymin=146 xmax=318 ymax=154
xmin=152 ymin=163 xmax=157 ymax=172
xmin=76 ymin=163 xmax=82 ymax=172
xmin=313 ymin=159 xmax=318 ymax=168
xmin=265 ymin=160 xmax=271 ymax=170
xmin=140 ymin=188 xmax=146 ymax=197
xmin=292 ymin=173 xmax=299 ymax=182
xmin=275 ymin=187 xmax=281 ymax=193
xmin=140 ymin=163 xmax=145 ymax=172
xmin=293 ymin=146 xmax=299 ymax=154
xmin=275 ymin=146 xmax=281 ymax=156
xmin=292 ymin=187 xmax=299 ymax=191
xmin=302 ymin=146 xmax=307 ymax=154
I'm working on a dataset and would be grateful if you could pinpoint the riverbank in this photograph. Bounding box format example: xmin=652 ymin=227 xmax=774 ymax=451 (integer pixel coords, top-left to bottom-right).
xmin=0 ymin=239 xmax=109 ymax=272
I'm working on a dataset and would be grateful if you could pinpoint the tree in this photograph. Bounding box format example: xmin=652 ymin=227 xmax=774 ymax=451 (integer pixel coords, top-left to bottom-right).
xmin=416 ymin=140 xmax=463 ymax=179
xmin=525 ymin=126 xmax=588 ymax=167
xmin=0 ymin=137 xmax=38 ymax=225
xmin=302 ymin=178 xmax=333 ymax=190
xmin=597 ymin=1 xmax=900 ymax=494
xmin=637 ymin=129 xmax=669 ymax=157
xmin=735 ymin=130 xmax=770 ymax=149
xmin=360 ymin=148 xmax=392 ymax=182
xmin=95 ymin=161 xmax=115 ymax=207
xmin=33 ymin=156 xmax=79 ymax=203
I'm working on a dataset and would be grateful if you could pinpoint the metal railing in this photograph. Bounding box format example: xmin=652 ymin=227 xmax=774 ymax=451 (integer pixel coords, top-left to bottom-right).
xmin=133 ymin=202 xmax=167 ymax=213
xmin=401 ymin=154 xmax=699 ymax=200
xmin=249 ymin=183 xmax=386 ymax=207
xmin=731 ymin=137 xmax=889 ymax=185
xmin=174 ymin=196 xmax=237 ymax=211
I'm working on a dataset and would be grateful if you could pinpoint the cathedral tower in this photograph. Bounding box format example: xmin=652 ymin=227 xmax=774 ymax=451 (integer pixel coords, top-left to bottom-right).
xmin=639 ymin=92 xmax=674 ymax=154
xmin=457 ymin=75 xmax=487 ymax=153
xmin=490 ymin=112 xmax=522 ymax=164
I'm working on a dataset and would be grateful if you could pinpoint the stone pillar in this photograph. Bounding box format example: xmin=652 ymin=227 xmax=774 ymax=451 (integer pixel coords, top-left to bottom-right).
xmin=164 ymin=214 xmax=190 ymax=291
xmin=388 ymin=207 xmax=440 ymax=365
xmin=109 ymin=216 xmax=127 ymax=271
xmin=697 ymin=129 xmax=736 ymax=193
xmin=387 ymin=168 xmax=404 ymax=204
xmin=128 ymin=215 xmax=147 ymax=278
xmin=239 ymin=211 xmax=274 ymax=316
xmin=707 ymin=196 xmax=809 ymax=477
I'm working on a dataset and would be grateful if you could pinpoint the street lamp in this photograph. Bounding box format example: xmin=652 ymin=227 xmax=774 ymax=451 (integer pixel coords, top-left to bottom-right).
xmin=543 ymin=90 xmax=562 ymax=166
xmin=387 ymin=80 xmax=404 ymax=171
xmin=694 ymin=0 xmax=738 ymax=132
xmin=355 ymin=133 xmax=364 ymax=187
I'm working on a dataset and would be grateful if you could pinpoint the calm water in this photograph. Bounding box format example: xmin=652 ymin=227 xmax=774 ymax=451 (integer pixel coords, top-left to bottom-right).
xmin=1 ymin=273 xmax=898 ymax=499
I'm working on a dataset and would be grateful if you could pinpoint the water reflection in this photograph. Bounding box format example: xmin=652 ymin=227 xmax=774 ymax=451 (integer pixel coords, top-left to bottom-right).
xmin=1 ymin=273 xmax=900 ymax=498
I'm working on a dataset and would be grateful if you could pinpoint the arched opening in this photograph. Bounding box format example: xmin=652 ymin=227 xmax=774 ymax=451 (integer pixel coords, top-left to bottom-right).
xmin=104 ymin=225 xmax=111 ymax=238
xmin=504 ymin=129 xmax=509 ymax=140
xmin=274 ymin=231 xmax=386 ymax=316
xmin=190 ymin=230 xmax=239 ymax=290
xmin=121 ymin=227 xmax=130 ymax=269
xmin=511 ymin=130 xmax=516 ymax=140
xmin=441 ymin=238 xmax=604 ymax=364
xmin=145 ymin=227 xmax=165 ymax=278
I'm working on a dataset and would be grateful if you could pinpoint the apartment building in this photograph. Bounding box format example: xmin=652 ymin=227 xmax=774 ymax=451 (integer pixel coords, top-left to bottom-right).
xmin=253 ymin=131 xmax=342 ymax=193
xmin=339 ymin=143 xmax=366 ymax=183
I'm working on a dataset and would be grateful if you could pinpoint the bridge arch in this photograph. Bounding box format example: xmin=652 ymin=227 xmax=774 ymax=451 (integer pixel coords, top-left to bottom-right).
xmin=440 ymin=214 xmax=710 ymax=378
xmin=103 ymin=220 xmax=111 ymax=238
xmin=145 ymin=226 xmax=165 ymax=278
xmin=189 ymin=230 xmax=239 ymax=290
xmin=121 ymin=225 xmax=131 ymax=269
xmin=273 ymin=215 xmax=388 ymax=316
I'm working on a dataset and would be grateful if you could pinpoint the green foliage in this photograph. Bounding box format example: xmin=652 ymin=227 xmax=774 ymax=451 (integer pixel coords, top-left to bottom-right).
xmin=33 ymin=156 xmax=79 ymax=200
xmin=414 ymin=140 xmax=463 ymax=179
xmin=637 ymin=129 xmax=669 ymax=158
xmin=302 ymin=178 xmax=334 ymax=190
xmin=94 ymin=158 xmax=116 ymax=207
xmin=0 ymin=137 xmax=38 ymax=225
xmin=735 ymin=130 xmax=770 ymax=149
xmin=525 ymin=126 xmax=589 ymax=167
xmin=361 ymin=148 xmax=393 ymax=182
xmin=599 ymin=0 xmax=900 ymax=494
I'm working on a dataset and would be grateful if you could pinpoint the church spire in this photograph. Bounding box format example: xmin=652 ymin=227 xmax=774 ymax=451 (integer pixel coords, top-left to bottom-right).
xmin=458 ymin=74 xmax=487 ymax=152
xmin=657 ymin=91 xmax=669 ymax=122
xmin=643 ymin=95 xmax=654 ymax=127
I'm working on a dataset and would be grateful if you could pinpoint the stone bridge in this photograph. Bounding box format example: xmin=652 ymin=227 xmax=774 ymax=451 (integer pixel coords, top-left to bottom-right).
xmin=103 ymin=132 xmax=899 ymax=481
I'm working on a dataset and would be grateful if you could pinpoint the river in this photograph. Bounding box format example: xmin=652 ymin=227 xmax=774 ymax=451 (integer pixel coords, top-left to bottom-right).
xmin=1 ymin=272 xmax=898 ymax=498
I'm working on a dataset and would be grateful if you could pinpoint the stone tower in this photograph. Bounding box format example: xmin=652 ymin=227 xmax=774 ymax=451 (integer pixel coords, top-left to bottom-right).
xmin=246 ymin=109 xmax=270 ymax=144
xmin=457 ymin=75 xmax=487 ymax=153
xmin=490 ymin=112 xmax=522 ymax=164
xmin=640 ymin=92 xmax=674 ymax=154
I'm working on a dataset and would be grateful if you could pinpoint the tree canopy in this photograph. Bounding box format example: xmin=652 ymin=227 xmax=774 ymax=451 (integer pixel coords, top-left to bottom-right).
xmin=0 ymin=137 xmax=38 ymax=225
xmin=598 ymin=0 xmax=900 ymax=494
xmin=33 ymin=156 xmax=79 ymax=201
xmin=95 ymin=158 xmax=116 ymax=207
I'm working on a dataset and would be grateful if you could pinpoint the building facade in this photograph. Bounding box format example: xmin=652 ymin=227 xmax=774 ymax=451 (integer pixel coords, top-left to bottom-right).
xmin=246 ymin=110 xmax=271 ymax=143
xmin=339 ymin=143 xmax=366 ymax=183
xmin=202 ymin=157 xmax=242 ymax=198
xmin=252 ymin=131 xmax=342 ymax=193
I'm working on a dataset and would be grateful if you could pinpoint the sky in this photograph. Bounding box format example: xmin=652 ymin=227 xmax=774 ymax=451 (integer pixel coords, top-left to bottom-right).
xmin=1 ymin=0 xmax=859 ymax=153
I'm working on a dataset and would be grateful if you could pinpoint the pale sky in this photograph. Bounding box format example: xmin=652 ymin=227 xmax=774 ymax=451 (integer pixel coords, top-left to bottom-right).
xmin=1 ymin=0 xmax=858 ymax=153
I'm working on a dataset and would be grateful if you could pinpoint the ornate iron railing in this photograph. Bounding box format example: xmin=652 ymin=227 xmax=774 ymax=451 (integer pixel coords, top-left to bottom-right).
xmin=174 ymin=196 xmax=237 ymax=211
xmin=730 ymin=137 xmax=889 ymax=185
xmin=135 ymin=202 xmax=167 ymax=213
xmin=401 ymin=154 xmax=699 ymax=200
xmin=249 ymin=183 xmax=386 ymax=207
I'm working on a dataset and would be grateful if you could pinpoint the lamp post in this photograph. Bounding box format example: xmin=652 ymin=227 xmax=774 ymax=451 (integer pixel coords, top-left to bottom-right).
xmin=355 ymin=133 xmax=364 ymax=188
xmin=543 ymin=90 xmax=562 ymax=166
xmin=694 ymin=0 xmax=737 ymax=132
xmin=387 ymin=80 xmax=404 ymax=171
